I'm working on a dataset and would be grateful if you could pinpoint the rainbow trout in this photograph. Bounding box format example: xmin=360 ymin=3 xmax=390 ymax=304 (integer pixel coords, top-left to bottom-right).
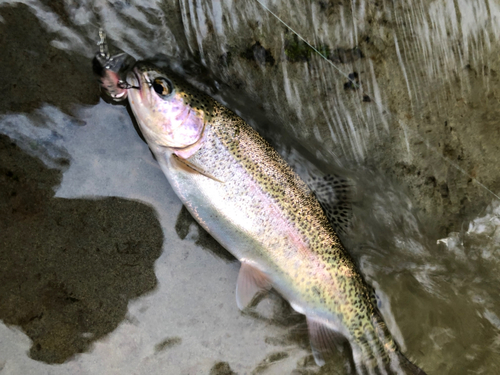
xmin=94 ymin=37 xmax=426 ymax=375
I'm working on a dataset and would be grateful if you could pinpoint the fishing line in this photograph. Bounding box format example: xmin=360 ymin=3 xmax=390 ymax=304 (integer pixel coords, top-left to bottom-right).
xmin=254 ymin=0 xmax=500 ymax=201
xmin=254 ymin=0 xmax=360 ymax=89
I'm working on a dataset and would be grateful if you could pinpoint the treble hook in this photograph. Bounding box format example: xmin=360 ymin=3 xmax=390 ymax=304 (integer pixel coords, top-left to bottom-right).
xmin=93 ymin=28 xmax=138 ymax=100
xmin=118 ymin=80 xmax=140 ymax=90
xmin=97 ymin=28 xmax=110 ymax=61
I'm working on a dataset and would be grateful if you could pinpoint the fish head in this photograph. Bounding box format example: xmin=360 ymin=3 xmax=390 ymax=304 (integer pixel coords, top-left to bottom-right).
xmin=126 ymin=62 xmax=213 ymax=156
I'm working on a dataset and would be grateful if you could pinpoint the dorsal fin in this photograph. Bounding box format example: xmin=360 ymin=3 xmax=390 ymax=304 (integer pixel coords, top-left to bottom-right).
xmin=308 ymin=174 xmax=354 ymax=234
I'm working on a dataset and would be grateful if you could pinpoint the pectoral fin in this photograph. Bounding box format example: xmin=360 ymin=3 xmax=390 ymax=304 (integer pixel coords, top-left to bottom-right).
xmin=236 ymin=262 xmax=272 ymax=310
xmin=172 ymin=154 xmax=224 ymax=183
xmin=306 ymin=316 xmax=346 ymax=366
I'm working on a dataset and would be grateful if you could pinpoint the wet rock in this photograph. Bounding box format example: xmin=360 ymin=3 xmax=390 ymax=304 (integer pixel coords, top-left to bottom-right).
xmin=0 ymin=134 xmax=163 ymax=364
xmin=440 ymin=183 xmax=450 ymax=198
xmin=175 ymin=205 xmax=236 ymax=262
xmin=284 ymin=34 xmax=312 ymax=63
xmin=252 ymin=351 xmax=289 ymax=374
xmin=284 ymin=33 xmax=331 ymax=63
xmin=154 ymin=337 xmax=182 ymax=353
xmin=344 ymin=72 xmax=360 ymax=90
xmin=0 ymin=4 xmax=99 ymax=115
xmin=210 ymin=361 xmax=237 ymax=375
xmin=318 ymin=1 xmax=345 ymax=14
xmin=240 ymin=41 xmax=275 ymax=66
xmin=218 ymin=51 xmax=233 ymax=69
xmin=328 ymin=47 xmax=364 ymax=64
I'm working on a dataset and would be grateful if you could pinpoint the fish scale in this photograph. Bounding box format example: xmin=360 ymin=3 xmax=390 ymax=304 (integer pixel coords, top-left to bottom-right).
xmin=160 ymin=98 xmax=395 ymax=367
xmin=95 ymin=51 xmax=426 ymax=374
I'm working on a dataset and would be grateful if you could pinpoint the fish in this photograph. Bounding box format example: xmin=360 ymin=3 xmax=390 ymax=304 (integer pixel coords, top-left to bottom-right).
xmin=93 ymin=36 xmax=427 ymax=375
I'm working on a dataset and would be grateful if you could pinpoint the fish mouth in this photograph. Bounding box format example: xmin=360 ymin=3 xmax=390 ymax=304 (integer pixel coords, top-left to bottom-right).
xmin=126 ymin=68 xmax=142 ymax=91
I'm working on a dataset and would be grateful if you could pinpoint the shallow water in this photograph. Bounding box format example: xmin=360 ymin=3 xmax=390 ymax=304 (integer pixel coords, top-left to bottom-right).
xmin=1 ymin=1 xmax=500 ymax=374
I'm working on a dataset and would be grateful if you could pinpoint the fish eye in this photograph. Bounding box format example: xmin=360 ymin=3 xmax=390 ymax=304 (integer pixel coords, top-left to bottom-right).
xmin=152 ymin=77 xmax=173 ymax=97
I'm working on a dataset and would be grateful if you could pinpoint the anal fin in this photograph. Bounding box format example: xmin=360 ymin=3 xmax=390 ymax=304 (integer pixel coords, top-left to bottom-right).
xmin=306 ymin=316 xmax=347 ymax=367
xmin=236 ymin=262 xmax=272 ymax=310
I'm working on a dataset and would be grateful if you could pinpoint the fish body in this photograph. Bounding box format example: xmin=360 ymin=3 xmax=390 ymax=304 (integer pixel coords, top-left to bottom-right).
xmin=95 ymin=52 xmax=425 ymax=374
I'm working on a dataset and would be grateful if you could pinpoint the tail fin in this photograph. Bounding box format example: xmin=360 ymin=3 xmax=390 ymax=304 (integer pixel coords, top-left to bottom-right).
xmin=394 ymin=351 xmax=427 ymax=375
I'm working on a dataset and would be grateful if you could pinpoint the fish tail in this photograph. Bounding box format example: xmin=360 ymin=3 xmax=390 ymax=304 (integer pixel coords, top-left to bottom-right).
xmin=356 ymin=350 xmax=427 ymax=375
xmin=392 ymin=351 xmax=427 ymax=375
xmin=357 ymin=314 xmax=427 ymax=375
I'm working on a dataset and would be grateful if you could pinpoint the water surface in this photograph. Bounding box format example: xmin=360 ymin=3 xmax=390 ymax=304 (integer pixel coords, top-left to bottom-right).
xmin=1 ymin=1 xmax=500 ymax=374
